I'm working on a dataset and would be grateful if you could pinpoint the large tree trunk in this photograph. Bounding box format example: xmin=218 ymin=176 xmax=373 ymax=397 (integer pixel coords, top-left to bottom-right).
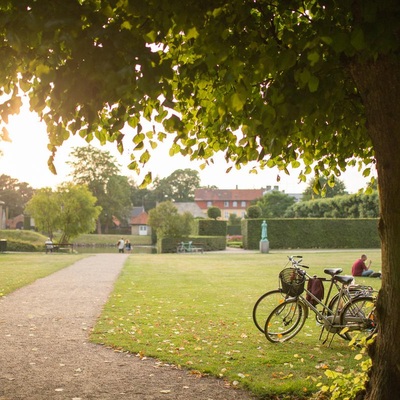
xmin=350 ymin=57 xmax=400 ymax=399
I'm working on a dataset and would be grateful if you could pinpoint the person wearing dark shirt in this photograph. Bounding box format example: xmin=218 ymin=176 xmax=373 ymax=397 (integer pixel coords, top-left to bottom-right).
xmin=352 ymin=254 xmax=374 ymax=277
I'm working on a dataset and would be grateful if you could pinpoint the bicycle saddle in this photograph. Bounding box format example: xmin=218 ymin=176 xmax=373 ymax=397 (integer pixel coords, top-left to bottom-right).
xmin=324 ymin=268 xmax=343 ymax=276
xmin=334 ymin=275 xmax=355 ymax=285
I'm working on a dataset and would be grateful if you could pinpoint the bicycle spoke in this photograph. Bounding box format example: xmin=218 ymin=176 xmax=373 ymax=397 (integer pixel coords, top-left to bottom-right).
xmin=340 ymin=297 xmax=377 ymax=341
xmin=264 ymin=299 xmax=307 ymax=343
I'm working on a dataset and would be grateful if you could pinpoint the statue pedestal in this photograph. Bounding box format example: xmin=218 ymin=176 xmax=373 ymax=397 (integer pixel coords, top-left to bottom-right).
xmin=260 ymin=240 xmax=269 ymax=254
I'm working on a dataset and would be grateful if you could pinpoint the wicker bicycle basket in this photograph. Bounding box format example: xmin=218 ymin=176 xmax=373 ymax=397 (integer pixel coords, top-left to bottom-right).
xmin=279 ymin=268 xmax=306 ymax=297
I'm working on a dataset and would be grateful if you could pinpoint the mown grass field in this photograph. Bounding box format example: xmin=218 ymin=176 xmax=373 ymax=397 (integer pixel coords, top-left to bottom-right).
xmin=0 ymin=253 xmax=89 ymax=296
xmin=90 ymin=249 xmax=382 ymax=398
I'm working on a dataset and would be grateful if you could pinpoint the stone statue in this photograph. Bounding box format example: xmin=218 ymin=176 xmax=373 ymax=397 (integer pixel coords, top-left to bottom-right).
xmin=261 ymin=220 xmax=268 ymax=241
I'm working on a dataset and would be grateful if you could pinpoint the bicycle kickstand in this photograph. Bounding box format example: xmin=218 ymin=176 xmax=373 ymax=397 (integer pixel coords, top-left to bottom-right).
xmin=319 ymin=326 xmax=336 ymax=347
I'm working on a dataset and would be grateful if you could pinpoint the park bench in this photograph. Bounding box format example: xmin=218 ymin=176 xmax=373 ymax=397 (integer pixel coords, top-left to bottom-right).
xmin=45 ymin=243 xmax=74 ymax=253
xmin=176 ymin=241 xmax=204 ymax=254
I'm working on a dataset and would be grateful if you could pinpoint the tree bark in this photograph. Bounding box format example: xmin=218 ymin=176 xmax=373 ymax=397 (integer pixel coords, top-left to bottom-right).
xmin=96 ymin=218 xmax=102 ymax=234
xmin=349 ymin=57 xmax=400 ymax=399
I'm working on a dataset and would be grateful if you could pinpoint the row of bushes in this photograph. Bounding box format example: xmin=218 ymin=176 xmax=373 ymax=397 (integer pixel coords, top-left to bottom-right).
xmin=242 ymin=218 xmax=380 ymax=249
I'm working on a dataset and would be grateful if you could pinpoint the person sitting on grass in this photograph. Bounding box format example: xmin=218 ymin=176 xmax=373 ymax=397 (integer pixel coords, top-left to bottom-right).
xmin=352 ymin=254 xmax=381 ymax=278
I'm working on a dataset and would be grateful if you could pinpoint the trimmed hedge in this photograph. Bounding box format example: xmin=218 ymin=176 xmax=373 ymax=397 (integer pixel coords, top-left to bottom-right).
xmin=242 ymin=218 xmax=380 ymax=249
xmin=193 ymin=219 xmax=227 ymax=236
xmin=159 ymin=236 xmax=226 ymax=253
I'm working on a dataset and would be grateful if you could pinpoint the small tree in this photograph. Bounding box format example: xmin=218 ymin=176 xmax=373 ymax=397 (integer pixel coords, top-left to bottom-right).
xmin=246 ymin=205 xmax=262 ymax=219
xmin=257 ymin=191 xmax=296 ymax=218
xmin=207 ymin=206 xmax=221 ymax=220
xmin=25 ymin=184 xmax=101 ymax=242
xmin=25 ymin=188 xmax=59 ymax=239
xmin=148 ymin=201 xmax=193 ymax=238
xmin=228 ymin=213 xmax=242 ymax=226
xmin=56 ymin=183 xmax=102 ymax=243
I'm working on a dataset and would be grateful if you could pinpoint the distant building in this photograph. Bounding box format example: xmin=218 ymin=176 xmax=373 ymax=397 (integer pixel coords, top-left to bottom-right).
xmin=194 ymin=187 xmax=302 ymax=219
xmin=174 ymin=202 xmax=205 ymax=218
xmin=263 ymin=185 xmax=303 ymax=202
xmin=194 ymin=188 xmax=264 ymax=219
xmin=129 ymin=207 xmax=151 ymax=236
xmin=6 ymin=214 xmax=25 ymax=230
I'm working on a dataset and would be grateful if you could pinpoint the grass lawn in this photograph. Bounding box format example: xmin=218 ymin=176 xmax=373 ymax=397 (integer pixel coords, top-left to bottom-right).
xmin=0 ymin=253 xmax=89 ymax=297
xmin=90 ymin=249 xmax=382 ymax=398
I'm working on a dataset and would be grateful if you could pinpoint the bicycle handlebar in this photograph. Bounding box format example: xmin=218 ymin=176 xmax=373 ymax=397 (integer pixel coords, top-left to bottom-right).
xmin=288 ymin=255 xmax=309 ymax=268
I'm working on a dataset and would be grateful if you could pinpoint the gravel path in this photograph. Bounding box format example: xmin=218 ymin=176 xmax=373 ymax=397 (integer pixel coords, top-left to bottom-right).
xmin=0 ymin=254 xmax=255 ymax=400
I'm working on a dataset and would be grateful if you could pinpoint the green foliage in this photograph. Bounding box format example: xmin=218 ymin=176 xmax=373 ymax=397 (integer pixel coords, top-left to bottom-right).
xmin=3 ymin=239 xmax=38 ymax=252
xmin=1 ymin=0 xmax=389 ymax=184
xmin=246 ymin=205 xmax=262 ymax=218
xmin=227 ymin=225 xmax=241 ymax=236
xmin=242 ymin=219 xmax=380 ymax=250
xmin=193 ymin=219 xmax=227 ymax=237
xmin=25 ymin=184 xmax=101 ymax=242
xmin=0 ymin=175 xmax=35 ymax=218
xmin=148 ymin=201 xmax=193 ymax=238
xmin=207 ymin=206 xmax=221 ymax=220
xmin=257 ymin=191 xmax=296 ymax=218
xmin=0 ymin=229 xmax=48 ymax=246
xmin=56 ymin=183 xmax=102 ymax=243
xmin=286 ymin=192 xmax=379 ymax=218
xmin=101 ymin=174 xmax=132 ymax=232
xmin=152 ymin=169 xmax=201 ymax=202
xmin=24 ymin=188 xmax=60 ymax=238
xmin=303 ymin=177 xmax=347 ymax=201
xmin=67 ymin=145 xmax=131 ymax=233
xmin=130 ymin=168 xmax=201 ymax=212
xmin=316 ymin=336 xmax=374 ymax=400
xmin=228 ymin=213 xmax=242 ymax=226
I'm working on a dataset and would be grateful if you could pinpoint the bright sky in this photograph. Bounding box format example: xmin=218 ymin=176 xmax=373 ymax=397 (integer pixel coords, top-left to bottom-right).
xmin=0 ymin=104 xmax=375 ymax=194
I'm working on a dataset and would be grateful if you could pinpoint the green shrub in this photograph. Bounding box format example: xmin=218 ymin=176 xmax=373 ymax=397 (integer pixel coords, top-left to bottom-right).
xmin=207 ymin=206 xmax=221 ymax=219
xmin=4 ymin=239 xmax=41 ymax=252
xmin=246 ymin=205 xmax=262 ymax=218
xmin=193 ymin=219 xmax=227 ymax=236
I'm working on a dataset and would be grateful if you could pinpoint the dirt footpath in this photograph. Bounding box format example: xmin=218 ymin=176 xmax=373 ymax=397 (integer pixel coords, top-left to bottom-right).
xmin=0 ymin=254 xmax=255 ymax=400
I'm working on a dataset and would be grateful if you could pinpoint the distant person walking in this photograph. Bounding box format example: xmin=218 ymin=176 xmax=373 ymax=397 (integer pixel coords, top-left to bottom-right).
xmin=352 ymin=254 xmax=380 ymax=278
xmin=117 ymin=238 xmax=125 ymax=253
xmin=125 ymin=240 xmax=132 ymax=252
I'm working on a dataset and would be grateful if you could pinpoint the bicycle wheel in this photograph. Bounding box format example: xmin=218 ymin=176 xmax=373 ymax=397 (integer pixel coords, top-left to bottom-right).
xmin=319 ymin=286 xmax=373 ymax=324
xmin=264 ymin=298 xmax=308 ymax=343
xmin=340 ymin=296 xmax=377 ymax=341
xmin=252 ymin=289 xmax=288 ymax=333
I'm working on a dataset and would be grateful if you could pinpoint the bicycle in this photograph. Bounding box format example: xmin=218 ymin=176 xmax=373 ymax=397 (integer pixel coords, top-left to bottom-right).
xmin=176 ymin=241 xmax=204 ymax=253
xmin=263 ymin=259 xmax=377 ymax=344
xmin=253 ymin=255 xmax=345 ymax=334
